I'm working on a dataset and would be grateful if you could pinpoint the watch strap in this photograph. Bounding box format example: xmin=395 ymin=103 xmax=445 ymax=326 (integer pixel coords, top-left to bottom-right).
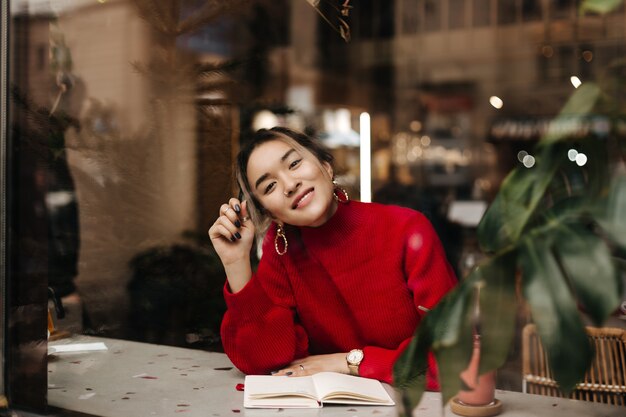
xmin=348 ymin=363 xmax=359 ymax=376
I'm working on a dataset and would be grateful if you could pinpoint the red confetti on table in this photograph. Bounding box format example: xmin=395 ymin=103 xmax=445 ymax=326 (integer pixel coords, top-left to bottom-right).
xmin=235 ymin=383 xmax=244 ymax=392
xmin=232 ymin=410 xmax=241 ymax=413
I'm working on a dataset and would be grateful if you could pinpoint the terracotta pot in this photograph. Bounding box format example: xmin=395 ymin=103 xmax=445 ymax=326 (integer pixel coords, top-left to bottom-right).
xmin=451 ymin=337 xmax=502 ymax=416
xmin=457 ymin=338 xmax=496 ymax=405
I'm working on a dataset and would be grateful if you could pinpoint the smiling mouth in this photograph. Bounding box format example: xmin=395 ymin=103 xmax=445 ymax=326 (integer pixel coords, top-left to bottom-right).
xmin=292 ymin=188 xmax=314 ymax=209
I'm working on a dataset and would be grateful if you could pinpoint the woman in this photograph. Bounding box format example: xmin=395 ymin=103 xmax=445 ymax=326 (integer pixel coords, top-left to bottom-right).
xmin=209 ymin=127 xmax=456 ymax=390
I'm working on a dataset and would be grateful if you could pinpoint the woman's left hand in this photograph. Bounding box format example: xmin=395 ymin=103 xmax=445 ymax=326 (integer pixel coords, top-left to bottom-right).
xmin=272 ymin=353 xmax=350 ymax=377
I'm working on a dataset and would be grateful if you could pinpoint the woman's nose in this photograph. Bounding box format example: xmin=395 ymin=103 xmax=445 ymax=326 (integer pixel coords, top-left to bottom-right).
xmin=283 ymin=179 xmax=301 ymax=197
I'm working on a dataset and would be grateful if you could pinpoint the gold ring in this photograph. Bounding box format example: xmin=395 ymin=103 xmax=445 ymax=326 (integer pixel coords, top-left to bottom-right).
xmin=223 ymin=207 xmax=232 ymax=215
xmin=299 ymin=365 xmax=305 ymax=371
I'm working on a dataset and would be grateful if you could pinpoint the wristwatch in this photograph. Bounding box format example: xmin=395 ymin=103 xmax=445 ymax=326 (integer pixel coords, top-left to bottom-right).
xmin=346 ymin=349 xmax=364 ymax=376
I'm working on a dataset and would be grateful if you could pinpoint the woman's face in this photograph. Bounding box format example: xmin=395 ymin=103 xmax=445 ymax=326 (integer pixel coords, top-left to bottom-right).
xmin=247 ymin=139 xmax=337 ymax=227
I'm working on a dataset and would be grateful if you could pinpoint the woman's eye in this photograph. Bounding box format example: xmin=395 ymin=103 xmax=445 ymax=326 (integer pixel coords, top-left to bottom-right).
xmin=289 ymin=159 xmax=302 ymax=169
xmin=264 ymin=182 xmax=276 ymax=194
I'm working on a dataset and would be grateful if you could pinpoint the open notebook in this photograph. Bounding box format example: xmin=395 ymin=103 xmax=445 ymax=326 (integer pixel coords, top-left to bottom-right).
xmin=244 ymin=372 xmax=395 ymax=409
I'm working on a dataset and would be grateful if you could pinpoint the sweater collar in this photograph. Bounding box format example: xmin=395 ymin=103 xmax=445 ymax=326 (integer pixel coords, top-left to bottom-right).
xmin=298 ymin=200 xmax=367 ymax=244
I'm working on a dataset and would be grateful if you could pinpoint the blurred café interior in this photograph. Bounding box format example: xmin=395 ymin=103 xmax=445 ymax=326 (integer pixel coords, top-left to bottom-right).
xmin=1 ymin=0 xmax=626 ymax=415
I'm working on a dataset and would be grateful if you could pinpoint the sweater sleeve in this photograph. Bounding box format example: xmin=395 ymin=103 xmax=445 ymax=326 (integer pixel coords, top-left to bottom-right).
xmin=358 ymin=212 xmax=457 ymax=389
xmin=220 ymin=233 xmax=309 ymax=375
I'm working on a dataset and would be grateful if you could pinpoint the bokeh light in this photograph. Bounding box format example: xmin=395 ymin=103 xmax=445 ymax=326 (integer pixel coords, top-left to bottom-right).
xmin=522 ymin=155 xmax=536 ymax=168
xmin=489 ymin=96 xmax=503 ymax=109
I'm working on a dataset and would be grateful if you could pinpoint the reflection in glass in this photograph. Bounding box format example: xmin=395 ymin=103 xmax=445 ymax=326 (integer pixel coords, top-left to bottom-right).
xmin=522 ymin=0 xmax=542 ymax=21
xmin=424 ymin=0 xmax=441 ymax=32
xmin=401 ymin=0 xmax=420 ymax=34
xmin=448 ymin=0 xmax=467 ymax=29
xmin=3 ymin=0 xmax=625 ymax=414
xmin=473 ymin=0 xmax=491 ymax=27
xmin=498 ymin=0 xmax=517 ymax=25
xmin=551 ymin=0 xmax=574 ymax=20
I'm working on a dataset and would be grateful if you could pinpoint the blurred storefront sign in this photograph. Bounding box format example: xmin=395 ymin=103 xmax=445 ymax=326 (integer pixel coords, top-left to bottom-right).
xmin=489 ymin=115 xmax=612 ymax=141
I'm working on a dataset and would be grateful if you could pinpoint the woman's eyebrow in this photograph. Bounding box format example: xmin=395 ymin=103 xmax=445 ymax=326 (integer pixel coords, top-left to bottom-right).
xmin=280 ymin=148 xmax=296 ymax=162
xmin=254 ymin=149 xmax=297 ymax=190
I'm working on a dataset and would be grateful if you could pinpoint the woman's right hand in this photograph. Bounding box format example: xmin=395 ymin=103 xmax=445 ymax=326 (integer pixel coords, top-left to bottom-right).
xmin=209 ymin=198 xmax=255 ymax=265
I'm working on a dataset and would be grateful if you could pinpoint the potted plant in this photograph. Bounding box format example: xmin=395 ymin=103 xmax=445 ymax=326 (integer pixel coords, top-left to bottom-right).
xmin=393 ymin=0 xmax=626 ymax=414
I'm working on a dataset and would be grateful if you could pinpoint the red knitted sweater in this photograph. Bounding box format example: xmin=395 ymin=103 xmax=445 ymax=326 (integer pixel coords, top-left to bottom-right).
xmin=221 ymin=201 xmax=457 ymax=389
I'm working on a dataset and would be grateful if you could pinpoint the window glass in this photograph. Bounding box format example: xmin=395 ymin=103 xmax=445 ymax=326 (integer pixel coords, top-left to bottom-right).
xmin=0 ymin=0 xmax=6 ymax=401
xmin=402 ymin=0 xmax=421 ymax=34
xmin=449 ymin=0 xmax=467 ymax=29
xmin=424 ymin=0 xmax=442 ymax=32
xmin=551 ymin=0 xmax=574 ymax=19
xmin=498 ymin=0 xmax=518 ymax=25
xmin=378 ymin=1 xmax=395 ymax=38
xmin=4 ymin=0 xmax=626 ymax=414
xmin=522 ymin=0 xmax=543 ymax=21
xmin=473 ymin=0 xmax=491 ymax=27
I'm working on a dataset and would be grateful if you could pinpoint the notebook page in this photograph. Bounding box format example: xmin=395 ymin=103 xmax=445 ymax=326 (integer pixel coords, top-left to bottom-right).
xmin=311 ymin=372 xmax=394 ymax=405
xmin=244 ymin=375 xmax=318 ymax=399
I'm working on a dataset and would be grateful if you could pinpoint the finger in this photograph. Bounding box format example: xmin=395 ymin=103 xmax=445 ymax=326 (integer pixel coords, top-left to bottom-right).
xmin=291 ymin=364 xmax=310 ymax=376
xmin=209 ymin=223 xmax=237 ymax=242
xmin=220 ymin=203 xmax=241 ymax=228
xmin=228 ymin=198 xmax=242 ymax=214
xmin=217 ymin=216 xmax=242 ymax=240
xmin=281 ymin=364 xmax=310 ymax=377
xmin=240 ymin=200 xmax=252 ymax=224
xmin=214 ymin=219 xmax=243 ymax=242
xmin=272 ymin=367 xmax=297 ymax=377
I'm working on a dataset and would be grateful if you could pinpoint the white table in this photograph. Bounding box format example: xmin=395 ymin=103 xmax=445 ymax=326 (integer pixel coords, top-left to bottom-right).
xmin=48 ymin=336 xmax=624 ymax=417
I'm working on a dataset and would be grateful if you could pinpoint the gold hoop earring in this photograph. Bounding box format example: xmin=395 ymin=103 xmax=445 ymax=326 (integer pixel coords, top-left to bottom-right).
xmin=274 ymin=223 xmax=288 ymax=255
xmin=332 ymin=180 xmax=349 ymax=203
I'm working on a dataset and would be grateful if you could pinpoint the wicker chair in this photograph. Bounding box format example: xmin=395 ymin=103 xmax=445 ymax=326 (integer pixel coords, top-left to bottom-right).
xmin=522 ymin=323 xmax=626 ymax=406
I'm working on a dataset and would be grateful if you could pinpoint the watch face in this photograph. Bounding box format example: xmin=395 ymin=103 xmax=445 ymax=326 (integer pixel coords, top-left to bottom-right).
xmin=347 ymin=349 xmax=364 ymax=364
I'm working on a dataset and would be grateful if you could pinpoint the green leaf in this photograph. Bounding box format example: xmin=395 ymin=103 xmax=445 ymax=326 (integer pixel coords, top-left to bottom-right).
xmin=540 ymin=196 xmax=587 ymax=224
xmin=393 ymin=323 xmax=430 ymax=412
xmin=478 ymin=151 xmax=560 ymax=252
xmin=548 ymin=139 xmax=610 ymax=201
xmin=520 ymin=236 xmax=593 ymax=392
xmin=395 ymin=277 xmax=476 ymax=410
xmin=431 ymin=279 xmax=474 ymax=350
xmin=431 ymin=278 xmax=475 ymax=406
xmin=479 ymin=83 xmax=604 ymax=254
xmin=553 ymin=224 xmax=621 ymax=326
xmin=477 ymin=251 xmax=518 ymax=375
xmin=580 ymin=0 xmax=624 ymax=14
xmin=400 ymin=380 xmax=425 ymax=417
xmin=539 ymin=83 xmax=602 ymax=145
xmin=593 ymin=175 xmax=626 ymax=249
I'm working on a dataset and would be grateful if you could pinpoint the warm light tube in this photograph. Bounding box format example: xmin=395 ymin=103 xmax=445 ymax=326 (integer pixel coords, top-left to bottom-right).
xmin=360 ymin=112 xmax=371 ymax=203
